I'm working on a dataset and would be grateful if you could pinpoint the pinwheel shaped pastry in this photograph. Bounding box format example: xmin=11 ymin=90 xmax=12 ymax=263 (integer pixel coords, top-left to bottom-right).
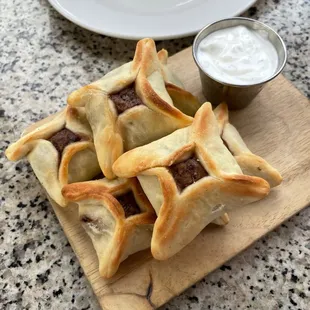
xmin=214 ymin=103 xmax=282 ymax=187
xmin=67 ymin=38 xmax=196 ymax=179
xmin=5 ymin=106 xmax=101 ymax=207
xmin=62 ymin=178 xmax=156 ymax=278
xmin=113 ymin=103 xmax=271 ymax=260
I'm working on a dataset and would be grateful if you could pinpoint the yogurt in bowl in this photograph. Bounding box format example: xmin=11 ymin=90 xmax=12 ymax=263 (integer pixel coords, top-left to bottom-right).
xmin=197 ymin=25 xmax=279 ymax=85
xmin=193 ymin=18 xmax=287 ymax=109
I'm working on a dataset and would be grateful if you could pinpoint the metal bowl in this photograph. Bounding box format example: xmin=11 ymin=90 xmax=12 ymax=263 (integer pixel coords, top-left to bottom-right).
xmin=192 ymin=17 xmax=287 ymax=109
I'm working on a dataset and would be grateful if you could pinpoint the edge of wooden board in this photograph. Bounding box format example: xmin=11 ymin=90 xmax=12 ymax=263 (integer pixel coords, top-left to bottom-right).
xmin=45 ymin=46 xmax=310 ymax=310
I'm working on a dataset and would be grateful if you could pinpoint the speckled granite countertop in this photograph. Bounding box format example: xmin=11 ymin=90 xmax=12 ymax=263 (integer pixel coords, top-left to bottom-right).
xmin=1 ymin=0 xmax=309 ymax=309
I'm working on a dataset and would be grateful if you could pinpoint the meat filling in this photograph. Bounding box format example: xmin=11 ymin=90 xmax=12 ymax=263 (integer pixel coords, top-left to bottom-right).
xmin=49 ymin=128 xmax=81 ymax=155
xmin=169 ymin=156 xmax=208 ymax=191
xmin=117 ymin=191 xmax=141 ymax=218
xmin=110 ymin=84 xmax=144 ymax=115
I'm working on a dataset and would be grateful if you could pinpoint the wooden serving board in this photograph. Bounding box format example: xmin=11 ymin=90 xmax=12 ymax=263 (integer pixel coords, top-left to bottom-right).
xmin=49 ymin=47 xmax=310 ymax=309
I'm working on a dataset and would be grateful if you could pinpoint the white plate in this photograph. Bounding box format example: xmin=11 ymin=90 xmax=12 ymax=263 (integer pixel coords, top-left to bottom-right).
xmin=48 ymin=0 xmax=257 ymax=40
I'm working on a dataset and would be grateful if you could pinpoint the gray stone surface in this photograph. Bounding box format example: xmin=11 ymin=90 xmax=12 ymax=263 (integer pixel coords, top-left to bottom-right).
xmin=0 ymin=0 xmax=309 ymax=309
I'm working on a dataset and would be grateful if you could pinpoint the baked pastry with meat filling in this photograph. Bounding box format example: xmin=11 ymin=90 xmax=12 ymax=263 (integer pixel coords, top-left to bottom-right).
xmin=67 ymin=38 xmax=198 ymax=179
xmin=113 ymin=103 xmax=271 ymax=260
xmin=5 ymin=106 xmax=101 ymax=207
xmin=62 ymin=177 xmax=156 ymax=278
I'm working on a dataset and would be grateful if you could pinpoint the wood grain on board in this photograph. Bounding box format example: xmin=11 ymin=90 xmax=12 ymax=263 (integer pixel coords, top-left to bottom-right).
xmin=45 ymin=47 xmax=309 ymax=309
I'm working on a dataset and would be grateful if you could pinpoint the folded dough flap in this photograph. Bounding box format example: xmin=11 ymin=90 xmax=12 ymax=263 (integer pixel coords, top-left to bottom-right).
xmin=27 ymin=140 xmax=66 ymax=207
xmin=112 ymin=126 xmax=192 ymax=178
xmin=62 ymin=178 xmax=155 ymax=278
xmin=192 ymin=103 xmax=242 ymax=177
xmin=137 ymin=39 xmax=173 ymax=105
xmin=68 ymin=62 xmax=138 ymax=108
xmin=151 ymin=183 xmax=229 ymax=260
xmin=120 ymin=223 xmax=154 ymax=262
xmin=235 ymin=153 xmax=283 ymax=188
xmin=77 ymin=199 xmax=120 ymax=278
xmin=137 ymin=172 xmax=164 ymax=215
xmin=22 ymin=109 xmax=66 ymax=137
xmin=117 ymin=105 xmax=186 ymax=151
xmin=67 ymin=38 xmax=152 ymax=107
xmin=213 ymin=102 xmax=229 ymax=133
xmin=60 ymin=142 xmax=101 ymax=184
xmin=5 ymin=109 xmax=66 ymax=161
xmin=83 ymin=92 xmax=122 ymax=179
xmin=165 ymin=84 xmax=201 ymax=117
xmin=157 ymin=49 xmax=183 ymax=88
xmin=151 ymin=175 xmax=269 ymax=260
xmin=215 ymin=103 xmax=282 ymax=187
xmin=216 ymin=174 xmax=270 ymax=204
xmin=137 ymin=171 xmax=228 ymax=225
xmin=79 ymin=197 xmax=153 ymax=278
xmin=222 ymin=123 xmax=282 ymax=187
xmin=112 ymin=187 xmax=154 ymax=267
xmin=157 ymin=49 xmax=201 ymax=117
xmin=65 ymin=106 xmax=93 ymax=137
xmin=27 ymin=139 xmax=101 ymax=208
xmin=135 ymin=39 xmax=193 ymax=124
xmin=6 ymin=106 xmax=92 ymax=162
xmin=222 ymin=122 xmax=251 ymax=155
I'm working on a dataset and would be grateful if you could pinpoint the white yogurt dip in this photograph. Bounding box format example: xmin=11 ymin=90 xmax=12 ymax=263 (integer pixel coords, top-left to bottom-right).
xmin=197 ymin=25 xmax=279 ymax=85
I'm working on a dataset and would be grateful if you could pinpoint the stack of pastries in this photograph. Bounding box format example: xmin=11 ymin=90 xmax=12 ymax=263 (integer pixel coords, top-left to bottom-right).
xmin=6 ymin=38 xmax=282 ymax=278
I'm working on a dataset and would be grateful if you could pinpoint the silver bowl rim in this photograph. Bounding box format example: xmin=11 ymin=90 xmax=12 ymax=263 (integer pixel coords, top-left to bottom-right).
xmin=192 ymin=17 xmax=287 ymax=88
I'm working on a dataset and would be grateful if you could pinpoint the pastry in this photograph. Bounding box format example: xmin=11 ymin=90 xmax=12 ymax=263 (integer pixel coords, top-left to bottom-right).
xmin=62 ymin=177 xmax=156 ymax=278
xmin=67 ymin=38 xmax=196 ymax=179
xmin=157 ymin=49 xmax=201 ymax=116
xmin=113 ymin=103 xmax=270 ymax=260
xmin=214 ymin=103 xmax=282 ymax=187
xmin=5 ymin=106 xmax=101 ymax=207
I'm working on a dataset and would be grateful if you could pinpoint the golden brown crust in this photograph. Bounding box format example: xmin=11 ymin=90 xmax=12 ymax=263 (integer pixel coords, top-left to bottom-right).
xmin=112 ymin=129 xmax=193 ymax=178
xmin=62 ymin=177 xmax=156 ymax=278
xmin=165 ymin=84 xmax=201 ymax=117
xmin=157 ymin=49 xmax=168 ymax=64
xmin=5 ymin=107 xmax=101 ymax=207
xmin=135 ymin=39 xmax=193 ymax=124
xmin=113 ymin=103 xmax=271 ymax=260
xmin=6 ymin=109 xmax=67 ymax=161
xmin=213 ymin=102 xmax=228 ymax=133
xmin=214 ymin=103 xmax=283 ymax=187
xmin=157 ymin=48 xmax=201 ymax=116
xmin=58 ymin=141 xmax=96 ymax=186
xmin=62 ymin=178 xmax=156 ymax=224
xmin=66 ymin=38 xmax=196 ymax=179
xmin=21 ymin=109 xmax=65 ymax=136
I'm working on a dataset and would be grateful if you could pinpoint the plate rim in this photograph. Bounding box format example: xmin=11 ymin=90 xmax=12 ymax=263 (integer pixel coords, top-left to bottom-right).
xmin=47 ymin=0 xmax=257 ymax=40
